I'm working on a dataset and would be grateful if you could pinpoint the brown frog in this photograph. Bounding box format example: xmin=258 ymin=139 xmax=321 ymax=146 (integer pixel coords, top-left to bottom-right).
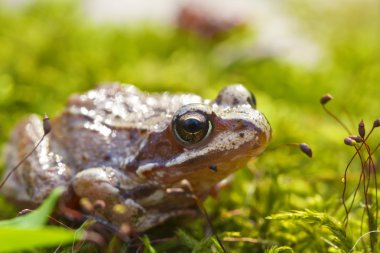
xmin=1 ymin=84 xmax=271 ymax=232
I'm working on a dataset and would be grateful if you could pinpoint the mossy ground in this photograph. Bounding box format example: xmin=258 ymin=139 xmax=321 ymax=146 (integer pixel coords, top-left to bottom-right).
xmin=0 ymin=0 xmax=379 ymax=252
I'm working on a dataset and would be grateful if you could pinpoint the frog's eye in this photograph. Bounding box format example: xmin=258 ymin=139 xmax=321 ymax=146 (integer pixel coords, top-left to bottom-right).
xmin=215 ymin=84 xmax=257 ymax=108
xmin=172 ymin=109 xmax=212 ymax=145
xmin=247 ymin=91 xmax=256 ymax=108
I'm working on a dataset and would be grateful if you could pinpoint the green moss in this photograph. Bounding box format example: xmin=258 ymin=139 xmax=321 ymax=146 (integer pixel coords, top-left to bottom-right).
xmin=0 ymin=0 xmax=379 ymax=252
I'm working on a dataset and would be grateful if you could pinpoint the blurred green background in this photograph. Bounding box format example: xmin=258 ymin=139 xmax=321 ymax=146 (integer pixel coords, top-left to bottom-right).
xmin=0 ymin=0 xmax=379 ymax=252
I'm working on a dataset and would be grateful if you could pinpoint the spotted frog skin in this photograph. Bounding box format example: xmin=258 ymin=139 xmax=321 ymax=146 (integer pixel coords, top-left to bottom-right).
xmin=2 ymin=84 xmax=271 ymax=232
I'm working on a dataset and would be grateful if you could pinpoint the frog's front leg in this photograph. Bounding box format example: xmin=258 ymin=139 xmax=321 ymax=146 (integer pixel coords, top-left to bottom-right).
xmin=2 ymin=115 xmax=72 ymax=205
xmin=73 ymin=168 xmax=198 ymax=232
xmin=73 ymin=167 xmax=146 ymax=231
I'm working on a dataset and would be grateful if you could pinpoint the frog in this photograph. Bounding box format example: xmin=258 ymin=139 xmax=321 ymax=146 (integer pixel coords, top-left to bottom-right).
xmin=1 ymin=83 xmax=271 ymax=233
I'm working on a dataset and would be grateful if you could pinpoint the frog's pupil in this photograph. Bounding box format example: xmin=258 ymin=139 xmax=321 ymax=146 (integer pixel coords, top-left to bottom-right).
xmin=183 ymin=118 xmax=203 ymax=133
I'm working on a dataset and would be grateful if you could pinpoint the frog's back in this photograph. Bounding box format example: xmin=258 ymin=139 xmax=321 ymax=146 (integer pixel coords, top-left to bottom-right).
xmin=51 ymin=84 xmax=203 ymax=170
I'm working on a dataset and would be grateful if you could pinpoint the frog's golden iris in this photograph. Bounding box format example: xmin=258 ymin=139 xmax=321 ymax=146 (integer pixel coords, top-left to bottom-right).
xmin=172 ymin=105 xmax=213 ymax=145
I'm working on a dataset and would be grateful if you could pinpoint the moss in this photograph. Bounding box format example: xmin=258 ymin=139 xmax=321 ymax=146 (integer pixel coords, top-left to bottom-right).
xmin=0 ymin=0 xmax=379 ymax=252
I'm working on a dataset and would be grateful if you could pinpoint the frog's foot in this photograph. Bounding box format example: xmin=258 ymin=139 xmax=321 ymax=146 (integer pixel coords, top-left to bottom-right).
xmin=131 ymin=183 xmax=200 ymax=232
xmin=73 ymin=167 xmax=200 ymax=232
xmin=2 ymin=115 xmax=72 ymax=205
xmin=134 ymin=208 xmax=198 ymax=232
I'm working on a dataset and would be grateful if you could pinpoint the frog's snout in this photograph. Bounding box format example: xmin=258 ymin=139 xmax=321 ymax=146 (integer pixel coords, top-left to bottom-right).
xmin=233 ymin=109 xmax=271 ymax=156
xmin=256 ymin=112 xmax=271 ymax=145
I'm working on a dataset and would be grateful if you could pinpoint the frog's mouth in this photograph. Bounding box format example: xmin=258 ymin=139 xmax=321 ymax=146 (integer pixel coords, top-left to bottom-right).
xmin=136 ymin=131 xmax=269 ymax=197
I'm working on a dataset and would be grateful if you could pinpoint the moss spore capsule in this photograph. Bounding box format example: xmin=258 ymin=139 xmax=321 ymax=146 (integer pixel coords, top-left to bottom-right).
xmin=358 ymin=120 xmax=365 ymax=138
xmin=299 ymin=143 xmax=313 ymax=158
xmin=320 ymin=94 xmax=333 ymax=105
xmin=344 ymin=137 xmax=356 ymax=146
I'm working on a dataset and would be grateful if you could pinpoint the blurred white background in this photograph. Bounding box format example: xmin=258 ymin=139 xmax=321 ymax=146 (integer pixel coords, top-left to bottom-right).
xmin=2 ymin=0 xmax=322 ymax=65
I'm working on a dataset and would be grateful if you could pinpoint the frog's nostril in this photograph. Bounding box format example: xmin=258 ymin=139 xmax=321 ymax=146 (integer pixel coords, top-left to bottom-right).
xmin=209 ymin=165 xmax=218 ymax=172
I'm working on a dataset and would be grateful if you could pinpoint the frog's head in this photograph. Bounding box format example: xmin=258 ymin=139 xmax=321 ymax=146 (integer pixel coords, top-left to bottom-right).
xmin=136 ymin=84 xmax=271 ymax=196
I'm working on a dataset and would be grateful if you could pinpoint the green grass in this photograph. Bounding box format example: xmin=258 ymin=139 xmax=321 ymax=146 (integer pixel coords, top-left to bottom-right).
xmin=0 ymin=188 xmax=82 ymax=252
xmin=0 ymin=0 xmax=379 ymax=252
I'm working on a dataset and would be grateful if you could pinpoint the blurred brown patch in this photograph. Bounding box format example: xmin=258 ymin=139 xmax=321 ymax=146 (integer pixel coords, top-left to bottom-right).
xmin=176 ymin=5 xmax=244 ymax=39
